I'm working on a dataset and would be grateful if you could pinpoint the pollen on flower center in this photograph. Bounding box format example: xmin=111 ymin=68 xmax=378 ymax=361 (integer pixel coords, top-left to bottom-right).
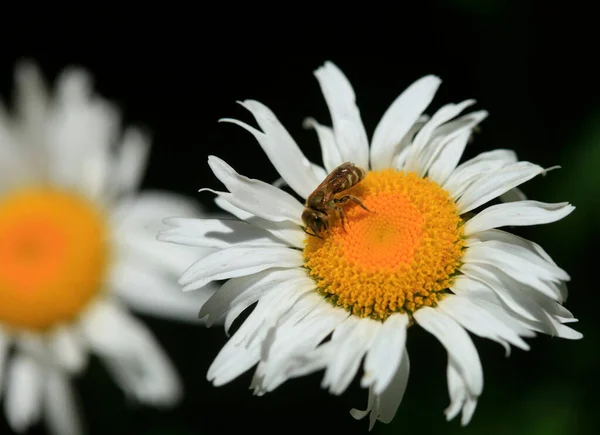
xmin=0 ymin=188 xmax=109 ymax=331
xmin=303 ymin=170 xmax=464 ymax=320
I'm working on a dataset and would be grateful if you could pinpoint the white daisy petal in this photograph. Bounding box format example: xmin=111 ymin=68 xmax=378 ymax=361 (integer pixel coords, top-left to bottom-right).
xmin=374 ymin=350 xmax=411 ymax=425
xmin=351 ymin=351 xmax=410 ymax=430
xmin=404 ymin=99 xmax=476 ymax=173
xmin=425 ymin=111 xmax=489 ymax=184
xmin=215 ymin=196 xmax=305 ymax=248
xmin=303 ymin=117 xmax=343 ymax=172
xmin=314 ymin=61 xmax=369 ymax=168
xmin=443 ymin=149 xmax=518 ymax=198
xmin=438 ymin=294 xmax=530 ymax=356
xmin=415 ymin=307 xmax=483 ymax=398
xmin=444 ymin=359 xmax=478 ymax=425
xmin=222 ymin=268 xmax=308 ymax=334
xmin=450 ymin=275 xmax=536 ymax=341
xmin=159 ymin=217 xmax=287 ymax=249
xmin=208 ymin=277 xmax=315 ymax=386
xmin=229 ymin=275 xmax=315 ymax=347
xmin=390 ymin=115 xmax=429 ymax=169
xmin=500 ymin=187 xmax=527 ymax=203
xmin=178 ymin=246 xmax=303 ymax=292
xmin=456 ymin=162 xmax=547 ymax=214
xmin=370 ymin=75 xmax=441 ymax=170
xmin=0 ymin=119 xmax=32 ymax=192
xmin=0 ymin=328 xmax=10 ymax=393
xmin=314 ymin=316 xmax=381 ymax=395
xmin=81 ymin=300 xmax=181 ymax=406
xmin=44 ymin=369 xmax=83 ymax=435
xmin=204 ymin=155 xmax=304 ymax=223
xmin=220 ymin=100 xmax=321 ymax=198
xmin=466 ymin=230 xmax=567 ymax=303
xmin=111 ymin=191 xmax=211 ymax=277
xmin=460 ymin=262 xmax=557 ymax=324
xmin=14 ymin=61 xmax=48 ymax=164
xmin=459 ymin=263 xmax=581 ymax=340
xmin=362 ymin=313 xmax=409 ymax=394
xmin=110 ymin=127 xmax=151 ymax=199
xmin=5 ymin=353 xmax=44 ymax=433
xmin=468 ymin=229 xmax=562 ymax=269
xmin=426 ymin=130 xmax=472 ymax=185
xmin=48 ymin=69 xmax=120 ymax=199
xmin=464 ymin=200 xmax=575 ymax=235
xmin=197 ymin=272 xmax=265 ymax=328
xmin=110 ymin=259 xmax=215 ymax=324
xmin=251 ymin=294 xmax=325 ymax=394
xmin=464 ymin=240 xmax=569 ymax=287
xmin=49 ymin=326 xmax=87 ymax=373
xmin=252 ymin=295 xmax=349 ymax=394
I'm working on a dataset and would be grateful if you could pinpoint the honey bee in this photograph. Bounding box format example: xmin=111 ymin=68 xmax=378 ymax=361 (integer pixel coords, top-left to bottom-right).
xmin=302 ymin=162 xmax=370 ymax=238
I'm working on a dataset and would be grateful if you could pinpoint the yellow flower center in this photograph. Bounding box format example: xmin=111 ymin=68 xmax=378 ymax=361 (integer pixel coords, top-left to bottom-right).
xmin=303 ymin=170 xmax=464 ymax=320
xmin=0 ymin=188 xmax=109 ymax=331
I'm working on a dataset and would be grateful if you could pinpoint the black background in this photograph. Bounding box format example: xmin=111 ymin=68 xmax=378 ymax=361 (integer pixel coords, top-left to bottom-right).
xmin=1 ymin=2 xmax=598 ymax=434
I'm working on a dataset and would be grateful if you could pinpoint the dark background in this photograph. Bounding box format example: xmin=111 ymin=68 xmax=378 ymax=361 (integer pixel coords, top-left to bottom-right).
xmin=1 ymin=2 xmax=598 ymax=434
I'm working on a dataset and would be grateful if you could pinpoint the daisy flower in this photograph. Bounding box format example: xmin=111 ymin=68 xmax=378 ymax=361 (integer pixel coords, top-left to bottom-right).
xmin=159 ymin=61 xmax=582 ymax=429
xmin=0 ymin=62 xmax=215 ymax=435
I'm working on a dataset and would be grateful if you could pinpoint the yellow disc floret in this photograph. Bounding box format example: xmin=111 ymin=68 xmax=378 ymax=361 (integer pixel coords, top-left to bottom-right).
xmin=303 ymin=170 xmax=464 ymax=320
xmin=0 ymin=188 xmax=109 ymax=331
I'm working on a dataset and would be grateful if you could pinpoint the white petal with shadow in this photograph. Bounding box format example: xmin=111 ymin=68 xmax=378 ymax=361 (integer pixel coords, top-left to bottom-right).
xmin=414 ymin=307 xmax=483 ymax=398
xmin=252 ymin=297 xmax=350 ymax=394
xmin=205 ymin=155 xmax=304 ymax=223
xmin=223 ymin=268 xmax=309 ymax=335
xmin=80 ymin=300 xmax=181 ymax=406
xmin=424 ymin=110 xmax=488 ymax=184
xmin=159 ymin=217 xmax=287 ymax=249
xmin=459 ymin=263 xmax=581 ymax=339
xmin=404 ymin=99 xmax=476 ymax=173
xmin=370 ymin=75 xmax=441 ymax=170
xmin=178 ymin=246 xmax=303 ymax=291
xmin=0 ymin=327 xmax=10 ymax=393
xmin=109 ymin=127 xmax=151 ymax=200
xmin=110 ymin=257 xmax=217 ymax=324
xmin=444 ymin=358 xmax=478 ymax=425
xmin=456 ymin=162 xmax=546 ymax=213
xmin=44 ymin=369 xmax=83 ymax=435
xmin=5 ymin=353 xmax=44 ymax=433
xmin=303 ymin=117 xmax=343 ymax=173
xmin=464 ymin=201 xmax=575 ymax=235
xmin=197 ymin=269 xmax=302 ymax=328
xmin=207 ymin=277 xmax=315 ymax=386
xmin=451 ymin=275 xmax=536 ymax=341
xmin=362 ymin=313 xmax=409 ymax=395
xmin=443 ymin=149 xmax=518 ymax=199
xmin=350 ymin=351 xmax=410 ymax=431
xmin=316 ymin=316 xmax=381 ymax=395
xmin=438 ymin=294 xmax=530 ymax=356
xmin=215 ymin=196 xmax=305 ymax=248
xmin=49 ymin=326 xmax=87 ymax=373
xmin=314 ymin=61 xmax=369 ymax=169
xmin=220 ymin=100 xmax=321 ymax=198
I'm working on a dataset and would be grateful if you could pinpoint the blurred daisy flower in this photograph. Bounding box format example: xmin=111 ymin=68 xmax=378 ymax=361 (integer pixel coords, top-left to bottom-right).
xmin=0 ymin=62 xmax=215 ymax=434
xmin=159 ymin=61 xmax=582 ymax=429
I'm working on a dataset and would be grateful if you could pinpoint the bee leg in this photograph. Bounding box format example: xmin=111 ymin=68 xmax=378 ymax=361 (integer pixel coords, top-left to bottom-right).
xmin=334 ymin=195 xmax=371 ymax=212
xmin=347 ymin=195 xmax=371 ymax=212
xmin=336 ymin=207 xmax=347 ymax=231
xmin=304 ymin=227 xmax=323 ymax=239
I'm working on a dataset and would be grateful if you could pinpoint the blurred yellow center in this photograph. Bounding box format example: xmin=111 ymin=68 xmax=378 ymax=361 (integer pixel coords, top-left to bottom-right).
xmin=303 ymin=170 xmax=464 ymax=320
xmin=0 ymin=188 xmax=109 ymax=331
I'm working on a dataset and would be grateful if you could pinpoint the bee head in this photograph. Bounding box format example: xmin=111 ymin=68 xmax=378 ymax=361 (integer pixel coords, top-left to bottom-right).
xmin=302 ymin=209 xmax=329 ymax=235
